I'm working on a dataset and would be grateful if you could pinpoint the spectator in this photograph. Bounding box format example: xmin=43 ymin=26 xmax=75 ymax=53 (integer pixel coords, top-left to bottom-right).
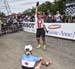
xmin=46 ymin=13 xmax=52 ymax=23
xmin=30 ymin=13 xmax=35 ymax=22
xmin=55 ymin=11 xmax=63 ymax=23
xmin=46 ymin=10 xmax=52 ymax=23
xmin=0 ymin=17 xmax=3 ymax=31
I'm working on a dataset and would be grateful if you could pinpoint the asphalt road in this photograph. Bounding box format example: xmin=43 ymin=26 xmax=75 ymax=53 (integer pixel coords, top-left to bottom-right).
xmin=0 ymin=31 xmax=75 ymax=69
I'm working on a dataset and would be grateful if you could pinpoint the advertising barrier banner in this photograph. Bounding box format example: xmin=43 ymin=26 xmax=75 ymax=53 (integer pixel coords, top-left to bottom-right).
xmin=45 ymin=23 xmax=75 ymax=40
xmin=22 ymin=21 xmax=36 ymax=33
xmin=22 ymin=21 xmax=75 ymax=40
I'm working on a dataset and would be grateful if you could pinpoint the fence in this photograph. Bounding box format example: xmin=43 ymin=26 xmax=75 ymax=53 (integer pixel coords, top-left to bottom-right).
xmin=0 ymin=23 xmax=23 ymax=36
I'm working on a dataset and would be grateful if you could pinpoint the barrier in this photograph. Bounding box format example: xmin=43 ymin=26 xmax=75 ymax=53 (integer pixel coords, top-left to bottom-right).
xmin=22 ymin=21 xmax=75 ymax=40
xmin=45 ymin=23 xmax=75 ymax=40
xmin=22 ymin=21 xmax=36 ymax=33
xmin=0 ymin=23 xmax=22 ymax=36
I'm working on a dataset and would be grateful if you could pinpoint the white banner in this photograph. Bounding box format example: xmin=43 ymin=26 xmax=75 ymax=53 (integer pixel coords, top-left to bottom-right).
xmin=45 ymin=23 xmax=75 ymax=40
xmin=22 ymin=21 xmax=75 ymax=40
xmin=22 ymin=21 xmax=36 ymax=33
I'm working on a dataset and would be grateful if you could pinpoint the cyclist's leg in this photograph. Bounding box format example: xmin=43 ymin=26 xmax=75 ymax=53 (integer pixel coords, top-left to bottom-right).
xmin=41 ymin=29 xmax=46 ymax=49
xmin=36 ymin=29 xmax=41 ymax=48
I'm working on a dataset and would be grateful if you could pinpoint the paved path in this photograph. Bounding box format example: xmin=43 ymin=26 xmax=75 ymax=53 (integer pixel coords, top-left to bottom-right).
xmin=0 ymin=31 xmax=75 ymax=69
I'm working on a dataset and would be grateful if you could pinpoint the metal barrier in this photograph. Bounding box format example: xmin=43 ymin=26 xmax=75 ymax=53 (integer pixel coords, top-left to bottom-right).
xmin=0 ymin=23 xmax=23 ymax=36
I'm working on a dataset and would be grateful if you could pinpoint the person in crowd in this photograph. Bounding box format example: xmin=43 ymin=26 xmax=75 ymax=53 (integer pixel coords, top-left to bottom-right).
xmin=0 ymin=17 xmax=6 ymax=34
xmin=55 ymin=11 xmax=63 ymax=23
xmin=21 ymin=45 xmax=52 ymax=69
xmin=6 ymin=16 xmax=13 ymax=33
xmin=0 ymin=17 xmax=3 ymax=34
xmin=46 ymin=10 xmax=52 ymax=23
xmin=72 ymin=16 xmax=75 ymax=23
xmin=30 ymin=13 xmax=35 ymax=22
xmin=12 ymin=16 xmax=18 ymax=32
xmin=42 ymin=12 xmax=47 ymax=22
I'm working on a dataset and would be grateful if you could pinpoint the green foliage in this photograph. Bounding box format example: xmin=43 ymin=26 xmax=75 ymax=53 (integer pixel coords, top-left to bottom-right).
xmin=37 ymin=1 xmax=64 ymax=14
xmin=55 ymin=0 xmax=74 ymax=3
xmin=23 ymin=7 xmax=35 ymax=16
xmin=65 ymin=0 xmax=74 ymax=3
xmin=31 ymin=7 xmax=35 ymax=13
xmin=53 ymin=1 xmax=64 ymax=14
xmin=23 ymin=0 xmax=74 ymax=15
xmin=38 ymin=2 xmax=52 ymax=12
xmin=0 ymin=12 xmax=5 ymax=17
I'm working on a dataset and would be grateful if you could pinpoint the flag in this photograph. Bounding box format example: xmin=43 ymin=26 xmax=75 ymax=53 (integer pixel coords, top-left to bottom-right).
xmin=65 ymin=3 xmax=75 ymax=16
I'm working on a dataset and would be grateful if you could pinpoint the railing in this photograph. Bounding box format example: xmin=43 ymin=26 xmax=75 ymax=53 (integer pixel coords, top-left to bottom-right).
xmin=0 ymin=23 xmax=23 ymax=36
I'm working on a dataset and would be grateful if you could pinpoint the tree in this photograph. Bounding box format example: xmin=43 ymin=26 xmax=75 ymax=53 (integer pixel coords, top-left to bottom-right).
xmin=23 ymin=1 xmax=72 ymax=15
xmin=54 ymin=0 xmax=75 ymax=3
xmin=38 ymin=1 xmax=52 ymax=12
xmin=0 ymin=12 xmax=5 ymax=17
xmin=52 ymin=0 xmax=64 ymax=14
xmin=23 ymin=9 xmax=32 ymax=16
xmin=23 ymin=1 xmax=52 ymax=15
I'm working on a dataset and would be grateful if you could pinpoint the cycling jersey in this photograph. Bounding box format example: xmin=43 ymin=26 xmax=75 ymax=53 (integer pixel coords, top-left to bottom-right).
xmin=37 ymin=18 xmax=44 ymax=29
xmin=21 ymin=54 xmax=40 ymax=68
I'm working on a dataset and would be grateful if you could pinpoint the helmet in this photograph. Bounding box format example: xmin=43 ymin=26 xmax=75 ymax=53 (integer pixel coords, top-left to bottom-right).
xmin=24 ymin=45 xmax=33 ymax=51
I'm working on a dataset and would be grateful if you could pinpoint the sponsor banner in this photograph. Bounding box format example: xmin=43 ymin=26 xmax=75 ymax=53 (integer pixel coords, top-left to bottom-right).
xmin=45 ymin=23 xmax=75 ymax=40
xmin=22 ymin=21 xmax=75 ymax=40
xmin=22 ymin=21 xmax=36 ymax=33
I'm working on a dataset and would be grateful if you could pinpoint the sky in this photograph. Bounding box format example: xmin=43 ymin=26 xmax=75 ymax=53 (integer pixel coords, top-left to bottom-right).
xmin=0 ymin=0 xmax=54 ymax=15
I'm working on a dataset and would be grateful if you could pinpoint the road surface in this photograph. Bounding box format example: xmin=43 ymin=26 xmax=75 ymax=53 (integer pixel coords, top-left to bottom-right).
xmin=0 ymin=31 xmax=75 ymax=69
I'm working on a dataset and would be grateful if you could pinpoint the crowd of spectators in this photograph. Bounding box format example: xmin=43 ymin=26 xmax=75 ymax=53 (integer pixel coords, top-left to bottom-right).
xmin=0 ymin=10 xmax=75 ymax=36
xmin=23 ymin=10 xmax=75 ymax=23
xmin=0 ymin=14 xmax=23 ymax=36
